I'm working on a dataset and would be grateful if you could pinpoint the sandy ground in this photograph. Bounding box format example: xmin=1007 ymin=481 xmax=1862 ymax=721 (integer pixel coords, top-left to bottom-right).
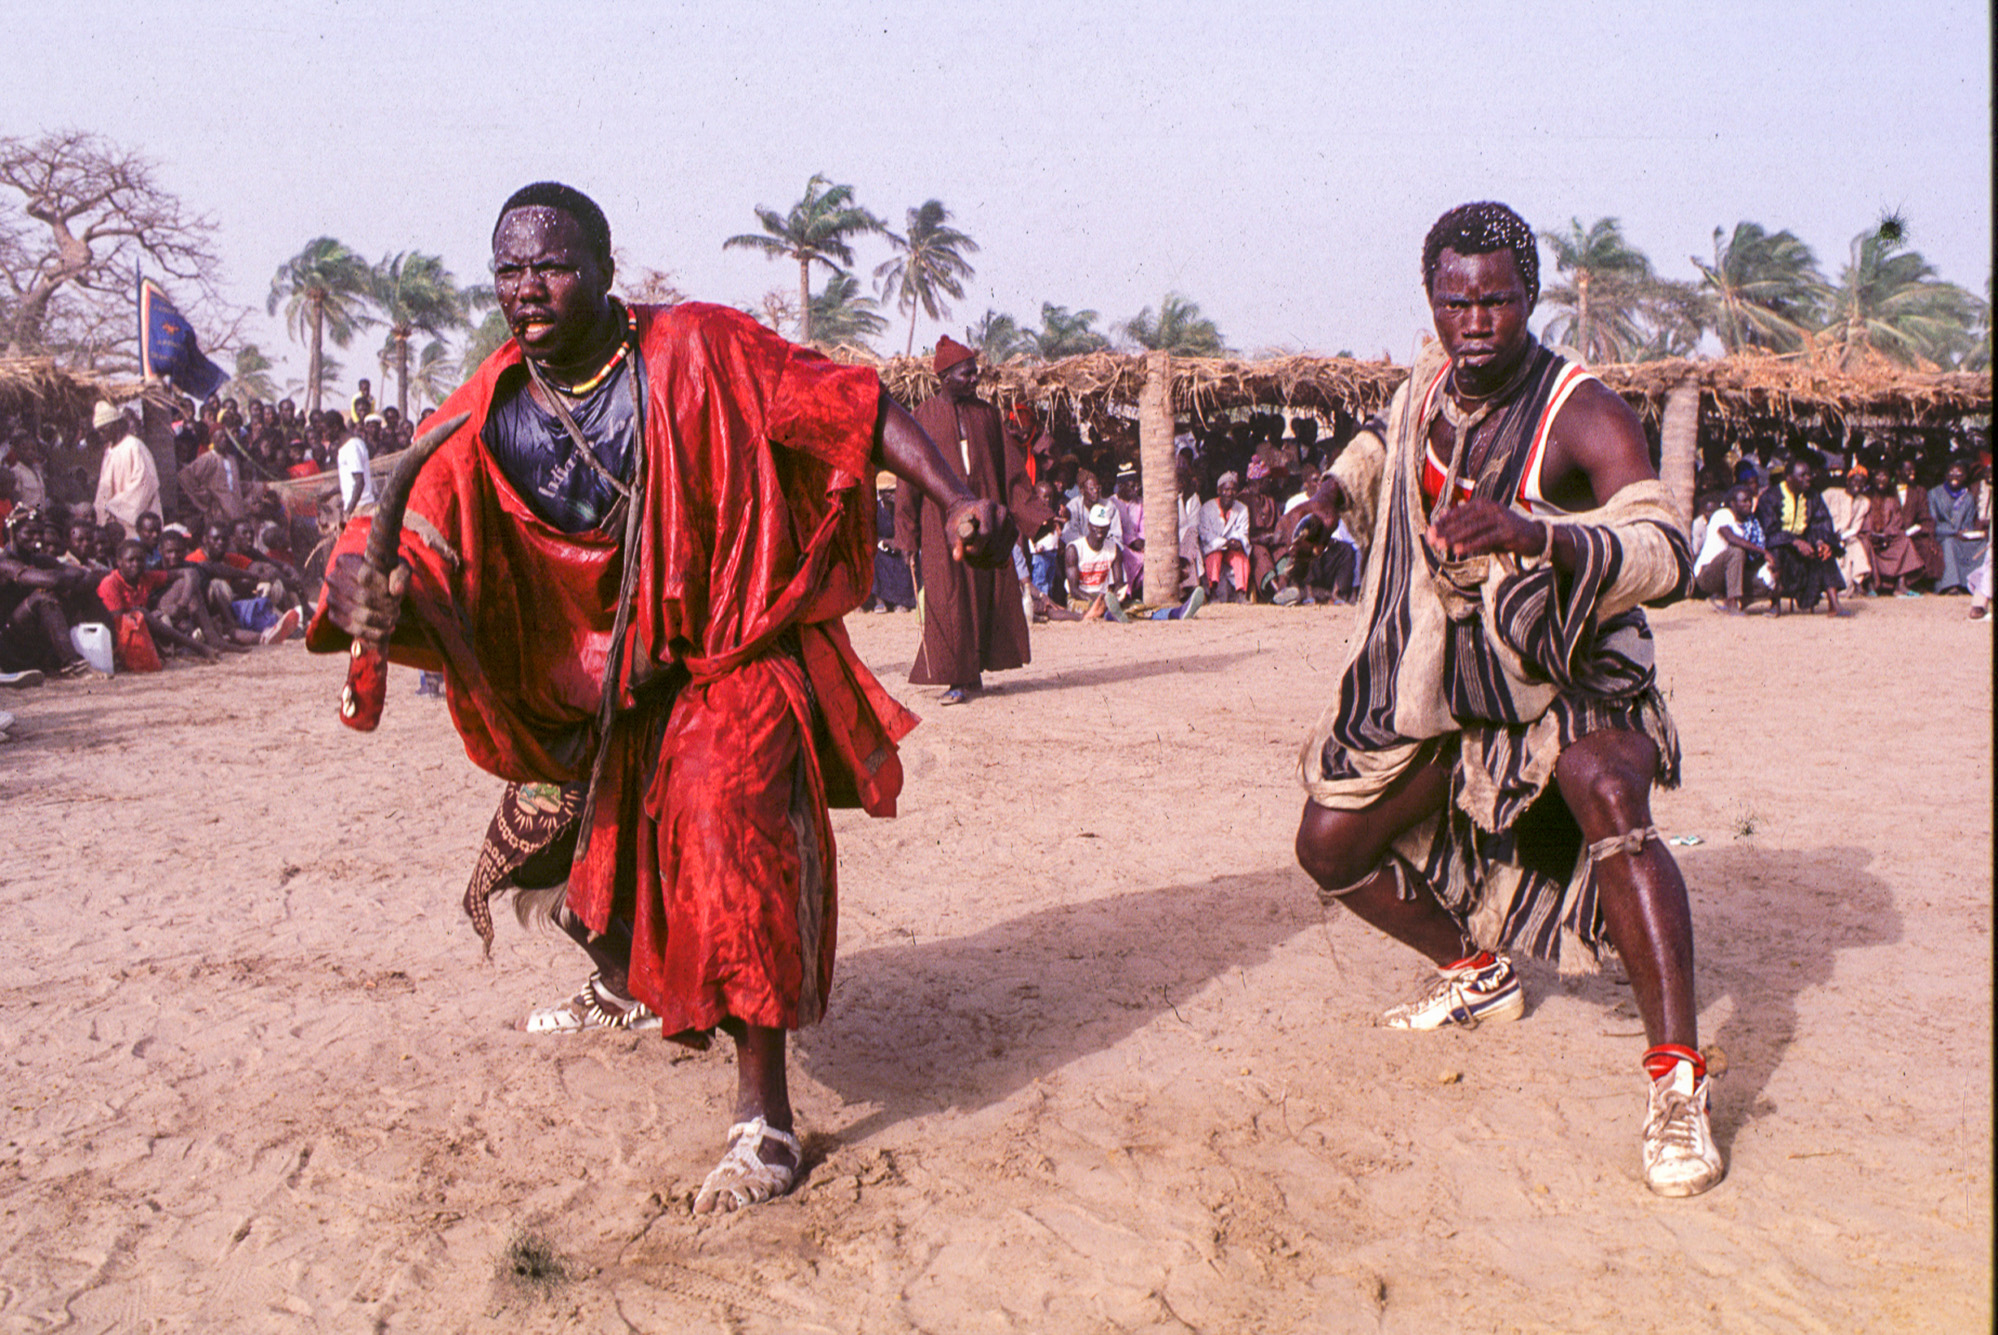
xmin=0 ymin=596 xmax=1989 ymax=1334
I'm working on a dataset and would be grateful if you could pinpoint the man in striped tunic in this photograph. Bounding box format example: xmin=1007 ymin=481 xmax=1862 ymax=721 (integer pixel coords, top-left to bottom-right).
xmin=1293 ymin=202 xmax=1719 ymax=1197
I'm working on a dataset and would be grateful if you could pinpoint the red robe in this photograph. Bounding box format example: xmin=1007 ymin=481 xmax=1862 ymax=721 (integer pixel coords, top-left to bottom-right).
xmin=307 ymin=303 xmax=917 ymax=1037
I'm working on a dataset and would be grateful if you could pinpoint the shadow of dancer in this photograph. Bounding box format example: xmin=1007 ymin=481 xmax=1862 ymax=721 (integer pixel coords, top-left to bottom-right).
xmin=1552 ymin=841 xmax=1900 ymax=1155
xmin=994 ymin=647 xmax=1262 ymax=697
xmin=1696 ymin=842 xmax=1901 ymax=1151
xmin=795 ymin=870 xmax=1318 ymax=1143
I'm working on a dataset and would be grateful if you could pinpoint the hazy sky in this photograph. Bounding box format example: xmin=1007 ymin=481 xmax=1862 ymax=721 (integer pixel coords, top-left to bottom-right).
xmin=5 ymin=0 xmax=1990 ymax=391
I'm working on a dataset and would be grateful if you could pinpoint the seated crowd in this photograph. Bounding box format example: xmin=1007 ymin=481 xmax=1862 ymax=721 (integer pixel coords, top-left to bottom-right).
xmin=0 ymin=384 xmax=411 ymax=705
xmin=867 ymin=409 xmax=1370 ymax=623
xmin=868 ymin=403 xmax=1992 ymax=629
xmin=1690 ymin=449 xmax=1992 ymax=619
xmin=8 ymin=388 xmax=1984 ymax=736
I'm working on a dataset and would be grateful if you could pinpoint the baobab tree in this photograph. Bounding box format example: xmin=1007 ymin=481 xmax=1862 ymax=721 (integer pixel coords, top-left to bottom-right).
xmin=0 ymin=130 xmax=221 ymax=358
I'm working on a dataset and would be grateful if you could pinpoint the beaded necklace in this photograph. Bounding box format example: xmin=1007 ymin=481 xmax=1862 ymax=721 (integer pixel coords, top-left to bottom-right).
xmin=548 ymin=302 xmax=638 ymax=397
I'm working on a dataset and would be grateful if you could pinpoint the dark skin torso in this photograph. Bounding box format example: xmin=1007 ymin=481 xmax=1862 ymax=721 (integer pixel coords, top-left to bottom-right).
xmin=1424 ymin=379 xmax=1651 ymax=522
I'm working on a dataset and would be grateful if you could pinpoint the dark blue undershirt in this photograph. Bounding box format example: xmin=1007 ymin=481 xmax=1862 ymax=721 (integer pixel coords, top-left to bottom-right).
xmin=482 ymin=358 xmax=639 ymax=534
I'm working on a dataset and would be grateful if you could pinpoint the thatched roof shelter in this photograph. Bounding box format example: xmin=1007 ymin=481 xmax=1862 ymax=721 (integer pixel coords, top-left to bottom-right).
xmin=838 ymin=345 xmax=1989 ymax=444
xmin=1595 ymin=355 xmax=1990 ymax=432
xmin=0 ymin=358 xmax=124 ymax=431
xmin=843 ymin=347 xmax=1409 ymax=428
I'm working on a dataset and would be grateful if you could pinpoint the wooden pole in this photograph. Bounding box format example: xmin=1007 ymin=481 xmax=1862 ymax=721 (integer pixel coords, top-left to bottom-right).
xmin=1140 ymin=350 xmax=1179 ymax=604
xmin=1659 ymin=374 xmax=1700 ymax=528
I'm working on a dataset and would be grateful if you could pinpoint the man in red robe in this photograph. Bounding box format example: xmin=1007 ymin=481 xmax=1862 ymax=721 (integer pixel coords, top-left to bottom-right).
xmin=899 ymin=336 xmax=1031 ymax=704
xmin=316 ymin=182 xmax=1001 ymax=1214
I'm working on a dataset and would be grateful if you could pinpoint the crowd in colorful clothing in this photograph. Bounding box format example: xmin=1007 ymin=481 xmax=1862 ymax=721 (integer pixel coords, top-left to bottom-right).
xmin=870 ymin=409 xmax=1370 ymax=625
xmin=878 ymin=403 xmax=1991 ymax=628
xmin=5 ymin=380 xmax=1987 ymax=743
xmin=0 ymin=383 xmax=426 ymax=717
xmin=1690 ymin=450 xmax=1992 ymax=618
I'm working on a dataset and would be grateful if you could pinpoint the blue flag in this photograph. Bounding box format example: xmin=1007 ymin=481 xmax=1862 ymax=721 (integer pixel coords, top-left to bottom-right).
xmin=139 ymin=275 xmax=227 ymax=400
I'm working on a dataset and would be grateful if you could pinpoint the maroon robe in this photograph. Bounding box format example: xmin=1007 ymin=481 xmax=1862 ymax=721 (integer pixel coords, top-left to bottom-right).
xmin=1859 ymin=494 xmax=1927 ymax=581
xmin=900 ymin=392 xmax=1030 ymax=685
xmin=1893 ymin=483 xmax=1945 ymax=583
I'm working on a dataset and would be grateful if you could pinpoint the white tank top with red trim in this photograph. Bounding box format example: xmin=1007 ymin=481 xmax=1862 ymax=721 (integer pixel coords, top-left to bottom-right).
xmin=1418 ymin=360 xmax=1596 ymax=519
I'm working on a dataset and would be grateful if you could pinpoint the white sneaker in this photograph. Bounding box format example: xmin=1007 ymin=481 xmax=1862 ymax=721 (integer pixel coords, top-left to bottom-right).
xmin=1642 ymin=1059 xmax=1724 ymax=1196
xmin=1381 ymin=951 xmax=1525 ymax=1030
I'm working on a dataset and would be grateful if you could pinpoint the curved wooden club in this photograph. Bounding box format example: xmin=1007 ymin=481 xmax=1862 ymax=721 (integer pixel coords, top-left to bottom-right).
xmin=338 ymin=410 xmax=471 ymax=731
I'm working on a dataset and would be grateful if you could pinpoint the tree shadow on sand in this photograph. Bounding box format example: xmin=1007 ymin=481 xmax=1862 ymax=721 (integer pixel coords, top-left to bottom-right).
xmin=1545 ymin=842 xmax=1900 ymax=1154
xmin=795 ymin=869 xmax=1317 ymax=1142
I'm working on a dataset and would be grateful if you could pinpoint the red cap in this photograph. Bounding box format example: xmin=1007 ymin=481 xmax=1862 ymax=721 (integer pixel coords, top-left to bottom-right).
xmin=934 ymin=336 xmax=977 ymax=374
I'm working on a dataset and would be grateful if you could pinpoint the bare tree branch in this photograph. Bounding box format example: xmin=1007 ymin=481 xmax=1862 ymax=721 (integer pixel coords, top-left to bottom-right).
xmin=0 ymin=129 xmax=225 ymax=358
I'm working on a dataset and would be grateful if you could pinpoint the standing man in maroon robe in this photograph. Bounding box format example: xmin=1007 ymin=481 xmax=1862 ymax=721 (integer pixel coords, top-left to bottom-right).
xmin=899 ymin=337 xmax=1031 ymax=704
xmin=318 ymin=182 xmax=1002 ymax=1215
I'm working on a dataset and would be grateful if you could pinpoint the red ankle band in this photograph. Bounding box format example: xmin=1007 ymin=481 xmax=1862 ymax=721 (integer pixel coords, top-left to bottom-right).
xmin=1445 ymin=950 xmax=1496 ymax=971
xmin=1643 ymin=1043 xmax=1705 ymax=1082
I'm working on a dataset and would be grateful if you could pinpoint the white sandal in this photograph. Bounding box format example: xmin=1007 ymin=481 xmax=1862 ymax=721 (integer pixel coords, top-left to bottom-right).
xmin=693 ymin=1116 xmax=801 ymax=1214
xmin=523 ymin=972 xmax=661 ymax=1034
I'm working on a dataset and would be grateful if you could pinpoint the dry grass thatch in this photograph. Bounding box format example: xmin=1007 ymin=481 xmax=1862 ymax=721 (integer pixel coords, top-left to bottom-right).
xmin=0 ymin=360 xmax=204 ymax=436
xmin=829 ymin=345 xmax=1988 ymax=437
xmin=0 ymin=358 xmax=117 ymax=424
xmin=1595 ymin=354 xmax=1989 ymax=430
xmin=839 ymin=347 xmax=1411 ymax=427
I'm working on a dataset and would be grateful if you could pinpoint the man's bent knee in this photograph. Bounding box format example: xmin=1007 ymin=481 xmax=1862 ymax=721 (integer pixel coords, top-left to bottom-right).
xmin=16 ymin=591 xmax=58 ymax=623
xmin=1296 ymin=802 xmax=1385 ymax=893
xmin=1559 ymin=747 xmax=1655 ymax=836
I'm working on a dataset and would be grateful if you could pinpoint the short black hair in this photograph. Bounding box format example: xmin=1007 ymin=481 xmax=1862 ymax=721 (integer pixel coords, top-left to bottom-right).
xmin=493 ymin=181 xmax=613 ymax=269
xmin=1422 ymin=202 xmax=1539 ymax=308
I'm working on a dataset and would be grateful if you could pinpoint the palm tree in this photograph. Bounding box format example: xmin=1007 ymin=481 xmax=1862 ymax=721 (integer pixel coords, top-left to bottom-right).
xmin=227 ymin=342 xmax=277 ymax=401
xmin=1030 ymin=303 xmax=1110 ymax=360
xmin=873 ymin=200 xmax=979 ymax=356
xmin=1693 ymin=222 xmax=1828 ymax=354
xmin=722 ymin=175 xmax=884 ymax=343
xmin=805 ymin=270 xmax=888 ymax=347
xmin=1540 ymin=217 xmax=1654 ymax=364
xmin=1825 ymin=215 xmax=1987 ymax=369
xmin=370 ymin=251 xmax=467 ymax=418
xmin=964 ymin=309 xmax=1032 ymax=364
xmin=1965 ymin=279 xmax=1992 ymax=373
xmin=267 ymin=237 xmax=373 ymax=416
xmin=1628 ymin=280 xmax=1710 ymax=361
xmin=459 ymin=310 xmax=509 ymax=373
xmin=1122 ymin=292 xmax=1227 ymax=357
xmin=406 ymin=339 xmax=456 ymax=412
xmin=454 ymin=283 xmax=509 ymax=373
xmin=285 ymin=353 xmax=344 ymax=410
